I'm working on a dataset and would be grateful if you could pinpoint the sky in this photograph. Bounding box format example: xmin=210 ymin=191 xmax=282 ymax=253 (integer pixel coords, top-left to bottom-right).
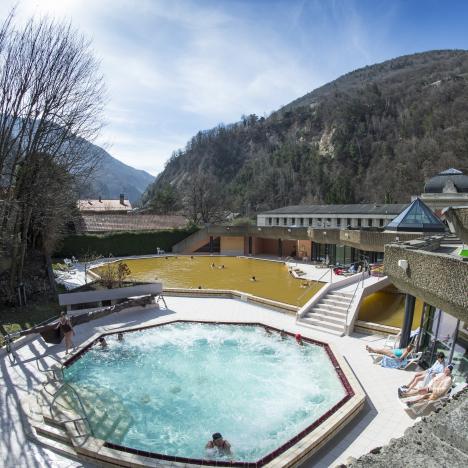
xmin=1 ymin=0 xmax=468 ymax=177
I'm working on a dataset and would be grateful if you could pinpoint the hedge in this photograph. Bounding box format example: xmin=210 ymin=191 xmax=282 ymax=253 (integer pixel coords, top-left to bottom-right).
xmin=55 ymin=228 xmax=198 ymax=258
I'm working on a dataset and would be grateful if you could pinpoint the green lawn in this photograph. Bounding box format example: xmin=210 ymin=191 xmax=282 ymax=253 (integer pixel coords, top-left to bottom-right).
xmin=0 ymin=296 xmax=61 ymax=347
xmin=460 ymin=249 xmax=468 ymax=257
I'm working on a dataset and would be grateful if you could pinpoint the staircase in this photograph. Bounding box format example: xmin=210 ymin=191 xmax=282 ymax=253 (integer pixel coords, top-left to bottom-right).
xmin=299 ymin=290 xmax=354 ymax=336
xmin=26 ymin=380 xmax=134 ymax=465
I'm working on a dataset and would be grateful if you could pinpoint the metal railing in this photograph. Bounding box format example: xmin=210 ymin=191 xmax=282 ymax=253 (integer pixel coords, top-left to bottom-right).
xmin=50 ymin=382 xmax=94 ymax=436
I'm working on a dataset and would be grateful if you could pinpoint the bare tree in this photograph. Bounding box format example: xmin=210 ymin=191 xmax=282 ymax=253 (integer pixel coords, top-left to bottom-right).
xmin=0 ymin=12 xmax=105 ymax=302
xmin=182 ymin=173 xmax=226 ymax=224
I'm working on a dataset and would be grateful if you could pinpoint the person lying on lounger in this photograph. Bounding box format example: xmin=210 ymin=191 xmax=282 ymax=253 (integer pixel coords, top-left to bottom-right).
xmin=366 ymin=343 xmax=414 ymax=361
xmin=399 ymin=352 xmax=445 ymax=393
xmin=398 ymin=365 xmax=453 ymax=405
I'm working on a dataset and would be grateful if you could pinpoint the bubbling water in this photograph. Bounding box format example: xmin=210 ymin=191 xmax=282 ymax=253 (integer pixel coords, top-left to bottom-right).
xmin=65 ymin=323 xmax=346 ymax=462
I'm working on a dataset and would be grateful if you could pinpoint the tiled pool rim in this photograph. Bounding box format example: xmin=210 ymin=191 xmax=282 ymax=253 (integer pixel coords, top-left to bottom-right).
xmin=61 ymin=320 xmax=361 ymax=467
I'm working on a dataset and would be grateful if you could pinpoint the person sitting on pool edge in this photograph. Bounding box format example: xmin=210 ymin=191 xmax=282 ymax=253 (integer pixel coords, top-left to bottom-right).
xmin=365 ymin=343 xmax=413 ymax=361
xmin=205 ymin=433 xmax=231 ymax=455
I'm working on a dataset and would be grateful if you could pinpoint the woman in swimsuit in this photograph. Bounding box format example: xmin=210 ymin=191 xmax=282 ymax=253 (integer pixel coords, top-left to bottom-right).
xmin=205 ymin=433 xmax=232 ymax=456
xmin=366 ymin=343 xmax=413 ymax=360
xmin=56 ymin=311 xmax=75 ymax=354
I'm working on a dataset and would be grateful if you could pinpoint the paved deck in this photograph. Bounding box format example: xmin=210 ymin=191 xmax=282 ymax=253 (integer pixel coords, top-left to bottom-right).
xmin=1 ymin=297 xmax=418 ymax=467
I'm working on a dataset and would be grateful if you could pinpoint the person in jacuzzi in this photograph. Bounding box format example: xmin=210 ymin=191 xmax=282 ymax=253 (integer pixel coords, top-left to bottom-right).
xmin=205 ymin=432 xmax=232 ymax=456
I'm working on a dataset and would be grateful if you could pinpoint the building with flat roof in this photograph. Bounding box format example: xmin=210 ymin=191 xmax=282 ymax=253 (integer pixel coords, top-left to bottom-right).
xmin=257 ymin=203 xmax=407 ymax=230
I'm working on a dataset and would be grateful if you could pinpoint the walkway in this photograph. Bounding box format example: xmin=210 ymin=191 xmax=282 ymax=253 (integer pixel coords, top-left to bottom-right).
xmin=1 ymin=297 xmax=418 ymax=467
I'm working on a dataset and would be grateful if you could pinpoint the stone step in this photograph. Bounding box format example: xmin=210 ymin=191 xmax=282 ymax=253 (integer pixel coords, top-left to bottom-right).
xmin=298 ymin=319 xmax=344 ymax=337
xmin=309 ymin=307 xmax=347 ymax=320
xmin=31 ymin=428 xmax=80 ymax=462
xmin=305 ymin=312 xmax=346 ymax=327
xmin=316 ymin=302 xmax=349 ymax=314
xmin=300 ymin=316 xmax=344 ymax=334
xmin=320 ymin=298 xmax=350 ymax=309
xmin=328 ymin=291 xmax=354 ymax=298
xmin=34 ymin=422 xmax=71 ymax=446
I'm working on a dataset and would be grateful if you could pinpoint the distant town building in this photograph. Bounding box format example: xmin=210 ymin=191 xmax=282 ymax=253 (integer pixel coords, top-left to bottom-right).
xmin=77 ymin=194 xmax=132 ymax=213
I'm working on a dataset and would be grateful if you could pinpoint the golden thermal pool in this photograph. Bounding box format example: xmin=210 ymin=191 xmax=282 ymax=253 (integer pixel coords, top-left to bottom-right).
xmin=94 ymin=256 xmax=324 ymax=306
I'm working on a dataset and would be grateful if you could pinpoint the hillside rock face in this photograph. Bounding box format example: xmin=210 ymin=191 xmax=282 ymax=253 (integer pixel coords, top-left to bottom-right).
xmin=346 ymin=390 xmax=468 ymax=468
xmin=143 ymin=50 xmax=468 ymax=213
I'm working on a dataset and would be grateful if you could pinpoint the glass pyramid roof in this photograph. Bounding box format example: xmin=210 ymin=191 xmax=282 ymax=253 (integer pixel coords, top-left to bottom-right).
xmin=385 ymin=198 xmax=446 ymax=232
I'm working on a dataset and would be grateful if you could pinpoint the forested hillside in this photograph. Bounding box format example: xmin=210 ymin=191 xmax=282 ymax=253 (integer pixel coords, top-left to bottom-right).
xmin=143 ymin=50 xmax=468 ymax=218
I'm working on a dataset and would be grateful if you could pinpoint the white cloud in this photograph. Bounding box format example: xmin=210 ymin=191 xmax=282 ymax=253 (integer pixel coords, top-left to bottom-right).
xmin=0 ymin=0 xmax=394 ymax=177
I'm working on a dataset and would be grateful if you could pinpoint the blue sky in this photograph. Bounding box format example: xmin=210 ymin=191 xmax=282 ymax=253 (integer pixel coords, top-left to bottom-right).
xmin=1 ymin=0 xmax=468 ymax=176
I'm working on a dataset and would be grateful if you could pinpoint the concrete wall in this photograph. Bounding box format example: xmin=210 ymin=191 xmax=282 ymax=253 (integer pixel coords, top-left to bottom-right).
xmin=58 ymin=283 xmax=163 ymax=306
xmin=220 ymin=236 xmax=244 ymax=255
xmin=340 ymin=230 xmax=422 ymax=252
xmin=384 ymin=243 xmax=468 ymax=322
xmin=297 ymin=240 xmax=312 ymax=259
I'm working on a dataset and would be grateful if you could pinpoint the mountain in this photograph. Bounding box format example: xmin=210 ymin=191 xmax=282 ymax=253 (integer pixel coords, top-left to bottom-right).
xmin=142 ymin=50 xmax=468 ymax=213
xmin=79 ymin=142 xmax=154 ymax=204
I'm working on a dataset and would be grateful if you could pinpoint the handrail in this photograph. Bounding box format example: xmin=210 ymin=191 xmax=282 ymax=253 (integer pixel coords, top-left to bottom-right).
xmin=50 ymin=382 xmax=94 ymax=436
xmin=36 ymin=358 xmax=65 ymax=381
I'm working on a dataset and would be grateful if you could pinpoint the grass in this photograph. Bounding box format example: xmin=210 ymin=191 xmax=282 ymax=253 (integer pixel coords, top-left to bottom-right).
xmin=459 ymin=249 xmax=468 ymax=257
xmin=0 ymin=296 xmax=61 ymax=347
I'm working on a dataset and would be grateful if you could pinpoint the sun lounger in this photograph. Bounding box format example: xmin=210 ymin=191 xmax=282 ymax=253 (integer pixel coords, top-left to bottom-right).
xmin=400 ymin=382 xmax=467 ymax=416
xmin=369 ymin=351 xmax=422 ymax=369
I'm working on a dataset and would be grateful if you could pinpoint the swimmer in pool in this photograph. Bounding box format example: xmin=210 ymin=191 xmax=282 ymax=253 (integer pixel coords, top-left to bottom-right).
xmin=250 ymin=276 xmax=256 ymax=282
xmin=205 ymin=433 xmax=231 ymax=456
xmin=98 ymin=337 xmax=108 ymax=348
xmin=117 ymin=332 xmax=124 ymax=342
xmin=280 ymin=329 xmax=287 ymax=339
xmin=295 ymin=333 xmax=303 ymax=346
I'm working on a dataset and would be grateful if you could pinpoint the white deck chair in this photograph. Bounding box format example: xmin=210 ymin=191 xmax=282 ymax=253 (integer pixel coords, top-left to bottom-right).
xmin=401 ymin=382 xmax=467 ymax=416
xmin=384 ymin=333 xmax=400 ymax=349
xmin=368 ymin=350 xmax=421 ymax=368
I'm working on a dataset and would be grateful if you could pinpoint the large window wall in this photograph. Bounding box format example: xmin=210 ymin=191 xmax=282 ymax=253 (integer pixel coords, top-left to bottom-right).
xmin=417 ymin=305 xmax=467 ymax=384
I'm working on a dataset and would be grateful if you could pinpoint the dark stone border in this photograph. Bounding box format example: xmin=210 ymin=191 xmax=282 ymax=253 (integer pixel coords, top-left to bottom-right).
xmin=63 ymin=320 xmax=354 ymax=466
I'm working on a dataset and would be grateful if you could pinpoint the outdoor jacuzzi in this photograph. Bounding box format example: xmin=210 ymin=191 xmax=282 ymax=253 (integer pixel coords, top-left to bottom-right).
xmin=60 ymin=321 xmax=362 ymax=466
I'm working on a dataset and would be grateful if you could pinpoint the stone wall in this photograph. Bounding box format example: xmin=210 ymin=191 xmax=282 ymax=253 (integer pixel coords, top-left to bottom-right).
xmin=345 ymin=389 xmax=468 ymax=468
xmin=340 ymin=230 xmax=422 ymax=252
xmin=384 ymin=243 xmax=468 ymax=322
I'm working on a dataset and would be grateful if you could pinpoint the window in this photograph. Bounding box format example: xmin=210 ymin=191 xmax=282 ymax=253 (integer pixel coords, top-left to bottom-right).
xmin=283 ymin=217 xmax=287 ymax=226
xmin=299 ymin=218 xmax=304 ymax=226
xmin=336 ymin=218 xmax=341 ymax=227
xmin=326 ymin=218 xmax=331 ymax=227
xmin=291 ymin=217 xmax=295 ymax=225
xmin=380 ymin=218 xmax=384 ymax=227
xmin=308 ymin=218 xmax=313 ymax=226
xmin=268 ymin=217 xmax=272 ymax=226
xmin=357 ymin=218 xmax=362 ymax=227
xmin=369 ymin=219 xmax=373 ymax=227
xmin=275 ymin=217 xmax=279 ymax=226
xmin=347 ymin=218 xmax=351 ymax=227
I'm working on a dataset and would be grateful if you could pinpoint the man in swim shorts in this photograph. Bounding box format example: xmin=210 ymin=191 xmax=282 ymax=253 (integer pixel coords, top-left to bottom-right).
xmin=206 ymin=433 xmax=231 ymax=455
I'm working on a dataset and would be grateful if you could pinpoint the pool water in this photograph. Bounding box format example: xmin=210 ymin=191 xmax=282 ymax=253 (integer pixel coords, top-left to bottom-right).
xmin=64 ymin=323 xmax=346 ymax=462
xmin=93 ymin=256 xmax=323 ymax=306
